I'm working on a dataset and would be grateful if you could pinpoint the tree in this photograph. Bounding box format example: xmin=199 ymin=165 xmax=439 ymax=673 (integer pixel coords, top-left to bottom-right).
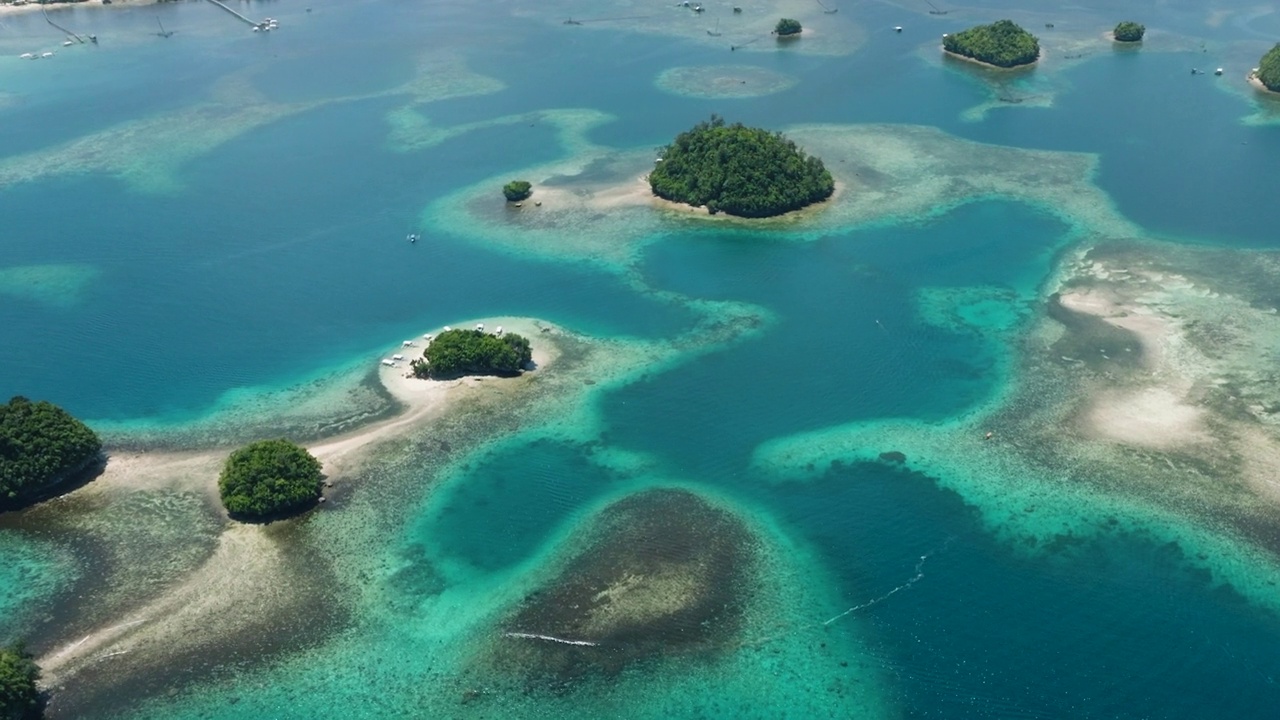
xmin=0 ymin=396 xmax=102 ymax=509
xmin=943 ymin=19 xmax=1040 ymax=68
xmin=647 ymin=115 xmax=834 ymax=218
xmin=1113 ymin=21 xmax=1145 ymax=42
xmin=412 ymin=329 xmax=533 ymax=379
xmin=218 ymin=439 xmax=323 ymax=520
xmin=0 ymin=642 xmax=41 ymax=720
xmin=1258 ymin=43 xmax=1280 ymax=92
xmin=775 ymin=18 xmax=801 ymax=37
xmin=503 ymin=180 xmax=532 ymax=202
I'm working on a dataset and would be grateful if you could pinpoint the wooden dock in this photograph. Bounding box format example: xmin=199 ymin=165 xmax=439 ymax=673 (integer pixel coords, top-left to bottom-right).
xmin=202 ymin=0 xmax=258 ymax=28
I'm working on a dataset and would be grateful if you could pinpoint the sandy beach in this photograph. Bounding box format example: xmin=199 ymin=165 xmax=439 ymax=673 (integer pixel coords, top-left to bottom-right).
xmin=0 ymin=0 xmax=157 ymax=16
xmin=1248 ymin=73 xmax=1280 ymax=96
xmin=941 ymin=47 xmax=1041 ymax=71
xmin=37 ymin=317 xmax=560 ymax=684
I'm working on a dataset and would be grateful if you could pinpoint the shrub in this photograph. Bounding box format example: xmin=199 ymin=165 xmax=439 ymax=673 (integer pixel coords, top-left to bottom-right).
xmin=414 ymin=329 xmax=533 ymax=379
xmin=0 ymin=642 xmax=41 ymax=720
xmin=1258 ymin=43 xmax=1280 ymax=92
xmin=502 ymin=180 xmax=532 ymax=202
xmin=218 ymin=439 xmax=323 ymax=520
xmin=943 ymin=19 xmax=1040 ymax=68
xmin=648 ymin=115 xmax=834 ymax=218
xmin=775 ymin=18 xmax=802 ymax=36
xmin=0 ymin=396 xmax=101 ymax=509
xmin=1113 ymin=21 xmax=1145 ymax=42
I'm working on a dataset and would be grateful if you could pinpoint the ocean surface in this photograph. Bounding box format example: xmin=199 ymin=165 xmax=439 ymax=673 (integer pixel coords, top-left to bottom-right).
xmin=2 ymin=0 xmax=1280 ymax=717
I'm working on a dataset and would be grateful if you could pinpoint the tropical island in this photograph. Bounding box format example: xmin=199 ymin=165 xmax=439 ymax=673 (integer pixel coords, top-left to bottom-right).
xmin=647 ymin=115 xmax=834 ymax=218
xmin=0 ymin=396 xmax=102 ymax=510
xmin=0 ymin=642 xmax=41 ymax=720
xmin=775 ymin=18 xmax=801 ymax=38
xmin=1254 ymin=43 xmax=1280 ymax=92
xmin=1112 ymin=21 xmax=1145 ymax=42
xmin=502 ymin=180 xmax=532 ymax=202
xmin=411 ymin=327 xmax=533 ymax=379
xmin=217 ymin=439 xmax=324 ymax=520
xmin=943 ymin=19 xmax=1040 ymax=68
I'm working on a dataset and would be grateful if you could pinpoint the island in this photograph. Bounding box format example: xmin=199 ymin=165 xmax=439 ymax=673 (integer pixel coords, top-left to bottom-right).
xmin=0 ymin=642 xmax=41 ymax=720
xmin=502 ymin=180 xmax=532 ymax=202
xmin=1112 ymin=21 xmax=1145 ymax=42
xmin=775 ymin=18 xmax=802 ymax=38
xmin=217 ymin=439 xmax=324 ymax=520
xmin=942 ymin=19 xmax=1040 ymax=68
xmin=411 ymin=327 xmax=533 ymax=379
xmin=647 ymin=115 xmax=834 ymax=218
xmin=0 ymin=396 xmax=102 ymax=510
xmin=1255 ymin=43 xmax=1280 ymax=92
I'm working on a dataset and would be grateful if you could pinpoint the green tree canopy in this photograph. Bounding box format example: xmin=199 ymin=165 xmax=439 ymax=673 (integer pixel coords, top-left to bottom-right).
xmin=775 ymin=18 xmax=801 ymax=36
xmin=647 ymin=115 xmax=834 ymax=218
xmin=0 ymin=396 xmax=102 ymax=509
xmin=943 ymin=19 xmax=1040 ymax=68
xmin=1113 ymin=21 xmax=1145 ymax=42
xmin=503 ymin=180 xmax=532 ymax=202
xmin=1258 ymin=43 xmax=1280 ymax=92
xmin=218 ymin=439 xmax=323 ymax=520
xmin=0 ymin=642 xmax=41 ymax=720
xmin=413 ymin=329 xmax=533 ymax=379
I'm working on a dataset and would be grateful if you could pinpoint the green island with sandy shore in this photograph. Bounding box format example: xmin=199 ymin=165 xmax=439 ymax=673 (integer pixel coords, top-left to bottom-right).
xmin=648 ymin=116 xmax=834 ymax=218
xmin=1257 ymin=43 xmax=1280 ymax=92
xmin=412 ymin=327 xmax=533 ymax=379
xmin=218 ymin=439 xmax=324 ymax=520
xmin=1112 ymin=21 xmax=1145 ymax=43
xmin=943 ymin=20 xmax=1040 ymax=68
xmin=0 ymin=396 xmax=102 ymax=509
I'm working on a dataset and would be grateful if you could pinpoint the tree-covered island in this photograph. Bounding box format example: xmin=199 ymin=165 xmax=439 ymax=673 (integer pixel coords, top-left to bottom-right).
xmin=218 ymin=439 xmax=323 ymax=520
xmin=775 ymin=18 xmax=802 ymax=37
xmin=0 ymin=642 xmax=42 ymax=720
xmin=411 ymin=328 xmax=533 ymax=379
xmin=647 ymin=115 xmax=834 ymax=218
xmin=0 ymin=396 xmax=102 ymax=510
xmin=943 ymin=19 xmax=1040 ymax=68
xmin=502 ymin=180 xmax=532 ymax=202
xmin=1112 ymin=21 xmax=1145 ymax=42
xmin=1257 ymin=43 xmax=1280 ymax=92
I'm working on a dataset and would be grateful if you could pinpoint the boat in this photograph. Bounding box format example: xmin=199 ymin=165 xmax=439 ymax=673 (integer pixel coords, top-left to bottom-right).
xmin=402 ymin=340 xmax=414 ymax=347
xmin=392 ymin=354 xmax=405 ymax=361
xmin=381 ymin=359 xmax=396 ymax=367
xmin=495 ymin=326 xmax=504 ymax=336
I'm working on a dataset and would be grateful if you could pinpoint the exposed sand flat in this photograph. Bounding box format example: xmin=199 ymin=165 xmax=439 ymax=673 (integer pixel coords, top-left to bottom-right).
xmin=1058 ymin=287 xmax=1168 ymax=368
xmin=1084 ymin=387 xmax=1209 ymax=449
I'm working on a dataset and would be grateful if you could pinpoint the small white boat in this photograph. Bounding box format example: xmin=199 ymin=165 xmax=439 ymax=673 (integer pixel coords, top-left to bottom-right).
xmin=402 ymin=340 xmax=414 ymax=347
xmin=41 ymin=52 xmax=54 ymax=58
xmin=476 ymin=323 xmax=485 ymax=332
xmin=423 ymin=333 xmax=433 ymax=340
xmin=1215 ymin=68 xmax=1224 ymax=76
xmin=894 ymin=26 xmax=903 ymax=33
xmin=380 ymin=359 xmax=396 ymax=367
xmin=443 ymin=325 xmax=452 ymax=332
xmin=495 ymin=326 xmax=503 ymax=335
xmin=392 ymin=354 xmax=405 ymax=361
xmin=62 ymin=40 xmax=73 ymax=47
xmin=19 ymin=53 xmax=34 ymax=59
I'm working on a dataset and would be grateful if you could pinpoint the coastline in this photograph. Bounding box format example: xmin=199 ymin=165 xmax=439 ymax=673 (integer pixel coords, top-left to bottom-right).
xmin=942 ymin=47 xmax=1041 ymax=71
xmin=1248 ymin=73 xmax=1280 ymax=96
xmin=0 ymin=0 xmax=157 ymax=16
xmin=37 ymin=317 xmax=561 ymax=685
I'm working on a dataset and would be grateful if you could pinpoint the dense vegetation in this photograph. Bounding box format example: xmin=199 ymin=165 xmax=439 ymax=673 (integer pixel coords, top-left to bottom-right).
xmin=0 ymin=396 xmax=101 ymax=509
xmin=502 ymin=180 xmax=532 ymax=202
xmin=0 ymin=643 xmax=41 ymax=720
xmin=943 ymin=19 xmax=1040 ymax=68
xmin=1258 ymin=43 xmax=1280 ymax=91
xmin=1113 ymin=21 xmax=1145 ymax=42
xmin=647 ymin=115 xmax=834 ymax=218
xmin=775 ymin=18 xmax=801 ymax=36
xmin=412 ymin=329 xmax=532 ymax=379
xmin=218 ymin=439 xmax=323 ymax=519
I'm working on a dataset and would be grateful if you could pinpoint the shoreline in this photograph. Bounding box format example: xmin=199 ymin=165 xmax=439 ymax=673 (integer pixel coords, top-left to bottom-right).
xmin=0 ymin=0 xmax=157 ymax=16
xmin=1248 ymin=73 xmax=1280 ymax=96
xmin=941 ymin=47 xmax=1041 ymax=71
xmin=37 ymin=317 xmax=561 ymax=683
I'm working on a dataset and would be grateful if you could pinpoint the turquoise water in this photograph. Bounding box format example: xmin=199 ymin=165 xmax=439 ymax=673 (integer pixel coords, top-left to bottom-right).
xmin=2 ymin=0 xmax=1280 ymax=717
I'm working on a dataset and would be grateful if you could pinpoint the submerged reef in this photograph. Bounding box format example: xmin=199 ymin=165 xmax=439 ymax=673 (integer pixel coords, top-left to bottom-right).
xmin=757 ymin=238 xmax=1280 ymax=615
xmin=492 ymin=488 xmax=754 ymax=687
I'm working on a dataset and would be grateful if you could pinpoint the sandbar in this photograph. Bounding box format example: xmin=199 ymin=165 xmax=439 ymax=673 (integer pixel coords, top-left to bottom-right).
xmin=942 ymin=47 xmax=1041 ymax=71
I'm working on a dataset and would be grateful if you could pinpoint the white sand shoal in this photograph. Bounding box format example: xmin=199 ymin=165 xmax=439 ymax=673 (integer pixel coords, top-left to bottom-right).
xmin=1083 ymin=387 xmax=1210 ymax=450
xmin=1059 ymin=288 xmax=1168 ymax=368
xmin=530 ymin=176 xmax=843 ymax=221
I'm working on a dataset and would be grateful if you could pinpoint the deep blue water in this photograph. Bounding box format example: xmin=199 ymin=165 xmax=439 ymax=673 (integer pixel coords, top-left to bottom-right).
xmin=2 ymin=1 xmax=1280 ymax=717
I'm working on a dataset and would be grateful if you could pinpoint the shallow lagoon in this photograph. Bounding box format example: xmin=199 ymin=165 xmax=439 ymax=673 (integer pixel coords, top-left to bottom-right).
xmin=2 ymin=0 xmax=1280 ymax=717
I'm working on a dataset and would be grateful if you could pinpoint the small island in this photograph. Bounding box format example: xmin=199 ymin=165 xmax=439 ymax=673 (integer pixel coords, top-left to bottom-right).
xmin=411 ymin=328 xmax=533 ymax=379
xmin=775 ymin=18 xmax=802 ymax=38
xmin=1112 ymin=21 xmax=1145 ymax=43
xmin=218 ymin=439 xmax=324 ymax=520
xmin=0 ymin=396 xmax=102 ymax=510
xmin=943 ymin=19 xmax=1040 ymax=68
xmin=647 ymin=115 xmax=834 ymax=218
xmin=0 ymin=642 xmax=42 ymax=720
xmin=1255 ymin=43 xmax=1280 ymax=92
xmin=502 ymin=180 xmax=532 ymax=202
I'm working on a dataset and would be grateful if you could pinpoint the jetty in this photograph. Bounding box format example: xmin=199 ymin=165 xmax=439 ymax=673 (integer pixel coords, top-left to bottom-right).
xmin=42 ymin=7 xmax=85 ymax=44
xmin=202 ymin=0 xmax=274 ymax=31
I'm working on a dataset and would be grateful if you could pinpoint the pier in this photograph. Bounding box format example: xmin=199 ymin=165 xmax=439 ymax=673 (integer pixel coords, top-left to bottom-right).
xmin=202 ymin=0 xmax=259 ymax=28
xmin=42 ymin=7 xmax=84 ymax=44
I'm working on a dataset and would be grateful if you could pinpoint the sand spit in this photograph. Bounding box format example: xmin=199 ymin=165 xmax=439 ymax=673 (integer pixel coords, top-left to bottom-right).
xmin=36 ymin=318 xmax=560 ymax=691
